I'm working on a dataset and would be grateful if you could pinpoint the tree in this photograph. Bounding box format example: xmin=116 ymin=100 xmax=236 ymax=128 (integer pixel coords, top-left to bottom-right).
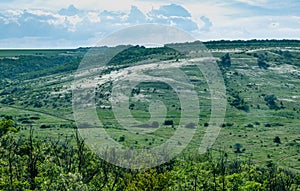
xmin=264 ymin=94 xmax=279 ymax=110
xmin=220 ymin=53 xmax=231 ymax=67
xmin=234 ymin=143 xmax=243 ymax=153
xmin=164 ymin=120 xmax=173 ymax=126
xmin=0 ymin=118 xmax=19 ymax=137
xmin=126 ymin=169 xmax=173 ymax=191
xmin=119 ymin=135 xmax=125 ymax=142
xmin=274 ymin=136 xmax=281 ymax=144
xmin=0 ymin=133 xmax=24 ymax=190
xmin=230 ymin=92 xmax=250 ymax=112
xmin=257 ymin=54 xmax=270 ymax=69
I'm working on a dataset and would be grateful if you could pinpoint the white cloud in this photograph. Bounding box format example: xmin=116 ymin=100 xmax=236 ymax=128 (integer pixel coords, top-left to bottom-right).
xmin=27 ymin=9 xmax=53 ymax=16
xmin=0 ymin=1 xmax=299 ymax=48
xmin=46 ymin=15 xmax=66 ymax=26
xmin=6 ymin=9 xmax=23 ymax=17
xmin=234 ymin=0 xmax=269 ymax=6
xmin=199 ymin=16 xmax=212 ymax=31
xmin=87 ymin=12 xmax=101 ymax=23
xmin=66 ymin=15 xmax=83 ymax=32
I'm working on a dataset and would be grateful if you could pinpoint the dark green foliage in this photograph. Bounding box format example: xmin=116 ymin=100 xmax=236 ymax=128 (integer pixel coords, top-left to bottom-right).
xmin=0 ymin=97 xmax=14 ymax=105
xmin=203 ymin=39 xmax=300 ymax=49
xmin=108 ymin=45 xmax=182 ymax=66
xmin=256 ymin=54 xmax=270 ymax=69
xmin=220 ymin=53 xmax=231 ymax=67
xmin=0 ymin=129 xmax=298 ymax=190
xmin=129 ymin=103 xmax=135 ymax=110
xmin=265 ymin=123 xmax=271 ymax=127
xmin=229 ymin=92 xmax=250 ymax=112
xmin=40 ymin=124 xmax=51 ymax=129
xmin=164 ymin=120 xmax=174 ymax=126
xmin=234 ymin=143 xmax=243 ymax=153
xmin=274 ymin=136 xmax=281 ymax=144
xmin=0 ymin=118 xmax=19 ymax=137
xmin=0 ymin=53 xmax=82 ymax=80
xmin=246 ymin=124 xmax=254 ymax=128
xmin=119 ymin=135 xmax=125 ymax=142
xmin=264 ymin=94 xmax=279 ymax=110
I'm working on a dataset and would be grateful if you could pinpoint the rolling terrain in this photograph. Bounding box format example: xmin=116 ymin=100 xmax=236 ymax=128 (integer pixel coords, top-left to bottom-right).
xmin=0 ymin=40 xmax=300 ymax=187
xmin=1 ymin=41 xmax=300 ymax=171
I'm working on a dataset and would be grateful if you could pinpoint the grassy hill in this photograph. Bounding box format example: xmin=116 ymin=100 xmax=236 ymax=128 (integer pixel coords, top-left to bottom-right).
xmin=0 ymin=40 xmax=300 ymax=172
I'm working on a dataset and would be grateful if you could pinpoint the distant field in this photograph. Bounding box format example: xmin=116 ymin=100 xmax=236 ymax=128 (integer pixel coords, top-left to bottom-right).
xmin=0 ymin=49 xmax=78 ymax=57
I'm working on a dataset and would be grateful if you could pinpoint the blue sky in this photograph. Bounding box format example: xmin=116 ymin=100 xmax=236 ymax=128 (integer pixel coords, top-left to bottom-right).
xmin=0 ymin=0 xmax=299 ymax=48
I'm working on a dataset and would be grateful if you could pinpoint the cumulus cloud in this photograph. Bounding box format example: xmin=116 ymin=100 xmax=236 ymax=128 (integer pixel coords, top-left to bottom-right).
xmin=200 ymin=16 xmax=212 ymax=31
xmin=58 ymin=4 xmax=81 ymax=16
xmin=0 ymin=4 xmax=201 ymax=48
xmin=148 ymin=4 xmax=198 ymax=31
xmin=149 ymin=4 xmax=191 ymax=17
xmin=0 ymin=1 xmax=299 ymax=48
xmin=127 ymin=6 xmax=147 ymax=24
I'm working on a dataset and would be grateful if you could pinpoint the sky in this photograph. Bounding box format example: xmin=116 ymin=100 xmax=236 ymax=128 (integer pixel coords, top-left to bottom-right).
xmin=0 ymin=0 xmax=299 ymax=48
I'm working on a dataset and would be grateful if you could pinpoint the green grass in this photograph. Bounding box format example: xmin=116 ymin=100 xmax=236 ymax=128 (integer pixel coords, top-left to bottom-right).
xmin=0 ymin=41 xmax=300 ymax=171
xmin=0 ymin=49 xmax=77 ymax=57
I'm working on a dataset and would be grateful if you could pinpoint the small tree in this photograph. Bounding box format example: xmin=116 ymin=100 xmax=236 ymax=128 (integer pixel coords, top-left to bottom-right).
xmin=257 ymin=54 xmax=270 ymax=69
xmin=234 ymin=143 xmax=243 ymax=153
xmin=220 ymin=53 xmax=231 ymax=67
xmin=264 ymin=94 xmax=279 ymax=110
xmin=164 ymin=120 xmax=173 ymax=126
xmin=0 ymin=118 xmax=19 ymax=137
xmin=119 ymin=135 xmax=125 ymax=142
xmin=274 ymin=136 xmax=281 ymax=144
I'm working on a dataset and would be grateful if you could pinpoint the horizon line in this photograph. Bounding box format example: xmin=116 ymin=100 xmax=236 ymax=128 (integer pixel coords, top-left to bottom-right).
xmin=0 ymin=38 xmax=299 ymax=50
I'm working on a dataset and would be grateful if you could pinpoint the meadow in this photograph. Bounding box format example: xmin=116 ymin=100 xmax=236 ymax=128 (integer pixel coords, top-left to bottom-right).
xmin=0 ymin=40 xmax=300 ymax=190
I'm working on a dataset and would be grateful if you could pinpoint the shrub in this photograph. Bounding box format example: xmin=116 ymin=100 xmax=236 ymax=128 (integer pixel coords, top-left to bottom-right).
xmin=220 ymin=53 xmax=231 ymax=67
xmin=265 ymin=124 xmax=271 ymax=127
xmin=119 ymin=135 xmax=125 ymax=142
xmin=264 ymin=94 xmax=279 ymax=110
xmin=40 ymin=124 xmax=51 ymax=129
xmin=234 ymin=143 xmax=243 ymax=153
xmin=274 ymin=136 xmax=281 ymax=144
xmin=164 ymin=120 xmax=173 ymax=126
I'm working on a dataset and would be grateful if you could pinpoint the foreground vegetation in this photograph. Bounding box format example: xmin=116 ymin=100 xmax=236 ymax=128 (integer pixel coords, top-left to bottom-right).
xmin=0 ymin=118 xmax=300 ymax=190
